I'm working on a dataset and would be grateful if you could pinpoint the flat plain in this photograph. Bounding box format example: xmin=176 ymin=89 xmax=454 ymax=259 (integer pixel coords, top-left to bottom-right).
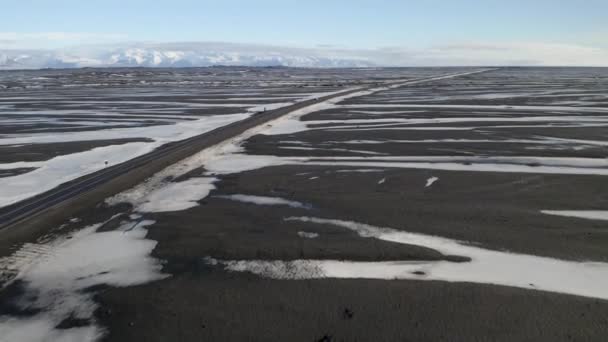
xmin=1 ymin=67 xmax=608 ymax=342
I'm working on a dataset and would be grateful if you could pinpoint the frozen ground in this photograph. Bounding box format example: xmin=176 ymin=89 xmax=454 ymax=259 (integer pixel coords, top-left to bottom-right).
xmin=1 ymin=67 xmax=608 ymax=341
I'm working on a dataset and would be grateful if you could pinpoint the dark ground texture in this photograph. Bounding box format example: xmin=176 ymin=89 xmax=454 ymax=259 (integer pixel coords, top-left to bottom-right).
xmin=94 ymin=68 xmax=608 ymax=341
xmin=97 ymin=274 xmax=608 ymax=342
xmin=95 ymin=163 xmax=608 ymax=342
xmin=2 ymin=67 xmax=608 ymax=341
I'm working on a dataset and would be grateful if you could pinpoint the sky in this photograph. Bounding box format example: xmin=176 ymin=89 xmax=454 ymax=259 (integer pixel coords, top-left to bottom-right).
xmin=1 ymin=0 xmax=607 ymax=66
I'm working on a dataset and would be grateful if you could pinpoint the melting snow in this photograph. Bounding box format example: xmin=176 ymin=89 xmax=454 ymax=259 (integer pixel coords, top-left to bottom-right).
xmin=211 ymin=216 xmax=608 ymax=300
xmin=340 ymin=103 xmax=608 ymax=113
xmin=216 ymin=194 xmax=311 ymax=209
xmin=425 ymin=177 xmax=439 ymax=187
xmin=135 ymin=178 xmax=217 ymax=213
xmin=0 ymin=70 xmax=500 ymax=340
xmin=541 ymin=210 xmax=608 ymax=221
xmin=297 ymin=231 xmax=320 ymax=239
xmin=0 ymin=114 xmax=248 ymax=209
xmin=0 ymin=87 xmax=349 ymax=209
xmin=202 ymin=153 xmax=608 ymax=177
xmin=0 ymin=220 xmax=167 ymax=341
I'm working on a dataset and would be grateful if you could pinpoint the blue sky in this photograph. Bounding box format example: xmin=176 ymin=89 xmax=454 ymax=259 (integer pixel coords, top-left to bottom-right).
xmin=2 ymin=0 xmax=607 ymax=49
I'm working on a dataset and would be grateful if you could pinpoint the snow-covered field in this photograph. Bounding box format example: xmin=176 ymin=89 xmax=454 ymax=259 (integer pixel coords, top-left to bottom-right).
xmin=2 ymin=67 xmax=608 ymax=341
xmin=187 ymin=67 xmax=608 ymax=294
xmin=0 ymin=67 xmax=457 ymax=208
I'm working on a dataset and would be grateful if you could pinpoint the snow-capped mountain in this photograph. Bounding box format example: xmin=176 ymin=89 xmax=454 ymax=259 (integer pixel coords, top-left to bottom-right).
xmin=0 ymin=42 xmax=375 ymax=69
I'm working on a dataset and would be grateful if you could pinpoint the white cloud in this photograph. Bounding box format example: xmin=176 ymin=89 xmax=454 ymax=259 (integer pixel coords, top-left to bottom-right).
xmin=424 ymin=42 xmax=608 ymax=66
xmin=341 ymin=41 xmax=608 ymax=67
xmin=1 ymin=40 xmax=607 ymax=68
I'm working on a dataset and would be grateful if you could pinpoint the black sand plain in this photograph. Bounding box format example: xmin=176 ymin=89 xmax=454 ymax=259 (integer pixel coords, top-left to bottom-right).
xmin=1 ymin=67 xmax=608 ymax=341
xmin=94 ymin=68 xmax=608 ymax=341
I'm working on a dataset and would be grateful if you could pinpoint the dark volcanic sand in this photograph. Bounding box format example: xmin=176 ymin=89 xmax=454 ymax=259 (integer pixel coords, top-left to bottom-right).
xmin=89 ymin=69 xmax=608 ymax=341
xmin=96 ymin=273 xmax=608 ymax=342
xmin=209 ymin=165 xmax=608 ymax=262
xmin=91 ymin=162 xmax=608 ymax=341
xmin=2 ymin=67 xmax=608 ymax=341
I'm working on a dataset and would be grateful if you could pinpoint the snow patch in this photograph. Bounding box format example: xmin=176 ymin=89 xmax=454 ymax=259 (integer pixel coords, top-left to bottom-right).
xmin=211 ymin=216 xmax=608 ymax=300
xmin=0 ymin=142 xmax=156 ymax=208
xmin=0 ymin=114 xmax=249 ymax=209
xmin=334 ymin=169 xmax=385 ymax=173
xmin=0 ymin=220 xmax=167 ymax=341
xmin=425 ymin=177 xmax=439 ymax=187
xmin=297 ymin=231 xmax=320 ymax=239
xmin=541 ymin=210 xmax=608 ymax=221
xmin=216 ymin=194 xmax=311 ymax=209
xmin=136 ymin=178 xmax=217 ymax=213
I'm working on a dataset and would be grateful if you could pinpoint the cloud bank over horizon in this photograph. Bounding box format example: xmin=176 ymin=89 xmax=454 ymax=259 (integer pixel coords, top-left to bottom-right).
xmin=3 ymin=1 xmax=606 ymax=69
xmin=1 ymin=39 xmax=607 ymax=69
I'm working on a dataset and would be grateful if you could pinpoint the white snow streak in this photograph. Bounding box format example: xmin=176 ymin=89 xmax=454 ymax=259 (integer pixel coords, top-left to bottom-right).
xmin=213 ymin=216 xmax=608 ymax=300
xmin=425 ymin=177 xmax=439 ymax=187
xmin=541 ymin=210 xmax=608 ymax=221
xmin=216 ymin=194 xmax=311 ymax=209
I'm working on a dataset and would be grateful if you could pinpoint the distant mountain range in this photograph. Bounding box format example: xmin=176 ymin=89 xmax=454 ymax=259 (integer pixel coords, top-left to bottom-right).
xmin=3 ymin=41 xmax=604 ymax=70
xmin=0 ymin=42 xmax=376 ymax=69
